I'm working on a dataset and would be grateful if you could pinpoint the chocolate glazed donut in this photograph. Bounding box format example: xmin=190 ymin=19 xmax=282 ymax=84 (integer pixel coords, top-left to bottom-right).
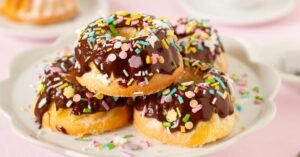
xmin=74 ymin=11 xmax=184 ymax=97
xmin=173 ymin=18 xmax=228 ymax=73
xmin=133 ymin=68 xmax=236 ymax=147
xmin=34 ymin=55 xmax=132 ymax=136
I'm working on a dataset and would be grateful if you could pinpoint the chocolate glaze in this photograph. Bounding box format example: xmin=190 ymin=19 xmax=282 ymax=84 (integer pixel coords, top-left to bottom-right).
xmin=34 ymin=56 xmax=131 ymax=128
xmin=75 ymin=12 xmax=181 ymax=87
xmin=135 ymin=68 xmax=234 ymax=133
xmin=173 ymin=18 xmax=224 ymax=64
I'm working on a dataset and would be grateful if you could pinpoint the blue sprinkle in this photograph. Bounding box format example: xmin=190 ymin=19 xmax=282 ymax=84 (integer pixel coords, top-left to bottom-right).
xmin=139 ymin=41 xmax=149 ymax=46
xmin=113 ymin=97 xmax=119 ymax=101
xmin=181 ymin=41 xmax=187 ymax=46
xmin=236 ymin=105 xmax=243 ymax=112
xmin=157 ymin=91 xmax=163 ymax=96
xmin=170 ymin=40 xmax=175 ymax=46
xmin=209 ymin=89 xmax=215 ymax=94
xmin=197 ymin=45 xmax=204 ymax=51
xmin=215 ymin=77 xmax=226 ymax=89
xmin=177 ymin=96 xmax=184 ymax=104
xmin=242 ymin=93 xmax=250 ymax=99
xmin=105 ymin=33 xmax=111 ymax=40
xmin=167 ymin=88 xmax=177 ymax=97
xmin=217 ymin=91 xmax=224 ymax=97
xmin=135 ymin=48 xmax=141 ymax=54
xmin=106 ymin=17 xmax=115 ymax=24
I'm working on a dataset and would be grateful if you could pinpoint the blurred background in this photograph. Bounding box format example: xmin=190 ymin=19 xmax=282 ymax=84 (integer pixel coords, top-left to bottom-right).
xmin=0 ymin=0 xmax=299 ymax=157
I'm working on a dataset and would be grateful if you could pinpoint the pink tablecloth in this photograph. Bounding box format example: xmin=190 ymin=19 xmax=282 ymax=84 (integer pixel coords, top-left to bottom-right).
xmin=1 ymin=0 xmax=300 ymax=156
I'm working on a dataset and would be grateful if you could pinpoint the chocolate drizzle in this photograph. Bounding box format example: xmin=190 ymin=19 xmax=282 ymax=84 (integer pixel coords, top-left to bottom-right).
xmin=173 ymin=18 xmax=224 ymax=64
xmin=74 ymin=12 xmax=181 ymax=87
xmin=34 ymin=56 xmax=131 ymax=128
xmin=135 ymin=68 xmax=234 ymax=133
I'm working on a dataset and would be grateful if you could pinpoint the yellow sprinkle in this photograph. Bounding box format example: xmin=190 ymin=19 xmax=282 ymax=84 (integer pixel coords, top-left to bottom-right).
xmin=191 ymin=47 xmax=197 ymax=53
xmin=125 ymin=19 xmax=131 ymax=25
xmin=163 ymin=88 xmax=170 ymax=95
xmin=59 ymin=83 xmax=68 ymax=89
xmin=127 ymin=78 xmax=134 ymax=86
xmin=107 ymin=48 xmax=112 ymax=52
xmin=158 ymin=56 xmax=165 ymax=64
xmin=211 ymin=82 xmax=219 ymax=86
xmin=193 ymin=68 xmax=199 ymax=75
xmin=63 ymin=86 xmax=75 ymax=99
xmin=94 ymin=92 xmax=104 ymax=100
xmin=136 ymin=44 xmax=142 ymax=49
xmin=131 ymin=13 xmax=142 ymax=18
xmin=146 ymin=56 xmax=151 ymax=64
xmin=180 ymin=126 xmax=186 ymax=133
xmin=176 ymin=107 xmax=181 ymax=117
xmin=223 ymin=91 xmax=228 ymax=99
xmin=161 ymin=39 xmax=169 ymax=49
xmin=97 ymin=145 xmax=103 ymax=150
xmin=201 ymin=33 xmax=210 ymax=39
xmin=167 ymin=30 xmax=174 ymax=36
xmin=116 ymin=10 xmax=128 ymax=16
xmin=39 ymin=83 xmax=45 ymax=94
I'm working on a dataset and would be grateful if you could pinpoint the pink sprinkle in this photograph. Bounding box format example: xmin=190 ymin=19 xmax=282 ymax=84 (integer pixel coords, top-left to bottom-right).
xmin=160 ymin=95 xmax=165 ymax=104
xmin=176 ymin=24 xmax=185 ymax=34
xmin=122 ymin=151 xmax=133 ymax=157
xmin=145 ymin=141 xmax=151 ymax=147
xmin=73 ymin=94 xmax=81 ymax=102
xmin=85 ymin=92 xmax=93 ymax=98
xmin=90 ymin=140 xmax=101 ymax=147
xmin=192 ymin=104 xmax=203 ymax=113
xmin=117 ymin=17 xmax=124 ymax=23
xmin=195 ymin=28 xmax=203 ymax=35
xmin=107 ymin=54 xmax=117 ymax=62
xmin=119 ymin=51 xmax=128 ymax=59
xmin=101 ymin=101 xmax=110 ymax=111
xmin=138 ymin=81 xmax=146 ymax=87
xmin=128 ymin=56 xmax=143 ymax=68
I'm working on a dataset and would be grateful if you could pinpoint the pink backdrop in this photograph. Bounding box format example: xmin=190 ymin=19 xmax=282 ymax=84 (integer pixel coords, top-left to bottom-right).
xmin=0 ymin=0 xmax=300 ymax=156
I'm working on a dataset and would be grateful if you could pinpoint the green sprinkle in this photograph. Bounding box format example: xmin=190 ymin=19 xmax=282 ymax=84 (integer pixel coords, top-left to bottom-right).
xmin=183 ymin=114 xmax=191 ymax=123
xmin=252 ymin=86 xmax=259 ymax=93
xmin=178 ymin=85 xmax=186 ymax=91
xmin=255 ymin=95 xmax=264 ymax=100
xmin=83 ymin=108 xmax=91 ymax=113
xmin=104 ymin=143 xmax=115 ymax=150
xmin=162 ymin=122 xmax=171 ymax=127
xmin=184 ymin=60 xmax=190 ymax=67
xmin=109 ymin=25 xmax=118 ymax=36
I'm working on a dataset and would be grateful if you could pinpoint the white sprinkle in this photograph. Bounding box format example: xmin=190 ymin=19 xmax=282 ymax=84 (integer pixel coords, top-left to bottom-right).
xmin=38 ymin=98 xmax=47 ymax=108
xmin=212 ymin=97 xmax=217 ymax=104
xmin=203 ymin=90 xmax=206 ymax=95
xmin=66 ymin=100 xmax=73 ymax=108
xmin=100 ymin=63 xmax=104 ymax=70
xmin=181 ymin=81 xmax=194 ymax=86
xmin=134 ymin=91 xmax=144 ymax=95
xmin=53 ymin=77 xmax=60 ymax=81
xmin=123 ymin=69 xmax=129 ymax=77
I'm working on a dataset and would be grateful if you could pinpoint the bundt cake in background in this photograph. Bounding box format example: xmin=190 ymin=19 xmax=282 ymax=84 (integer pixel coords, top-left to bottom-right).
xmin=0 ymin=0 xmax=78 ymax=25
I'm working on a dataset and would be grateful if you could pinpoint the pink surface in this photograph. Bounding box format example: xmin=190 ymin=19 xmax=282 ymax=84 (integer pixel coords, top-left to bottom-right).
xmin=0 ymin=0 xmax=300 ymax=157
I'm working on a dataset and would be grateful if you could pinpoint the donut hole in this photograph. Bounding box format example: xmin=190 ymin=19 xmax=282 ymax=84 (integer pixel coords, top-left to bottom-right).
xmin=114 ymin=27 xmax=137 ymax=40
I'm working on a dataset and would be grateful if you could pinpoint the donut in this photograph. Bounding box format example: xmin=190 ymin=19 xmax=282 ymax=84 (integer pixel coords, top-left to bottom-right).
xmin=74 ymin=11 xmax=184 ymax=97
xmin=33 ymin=54 xmax=132 ymax=136
xmin=0 ymin=0 xmax=78 ymax=25
xmin=133 ymin=67 xmax=235 ymax=147
xmin=173 ymin=18 xmax=228 ymax=73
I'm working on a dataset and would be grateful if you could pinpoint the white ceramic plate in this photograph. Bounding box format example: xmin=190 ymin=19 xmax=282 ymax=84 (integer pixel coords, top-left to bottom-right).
xmin=179 ymin=0 xmax=296 ymax=26
xmin=241 ymin=39 xmax=300 ymax=85
xmin=0 ymin=0 xmax=108 ymax=39
xmin=0 ymin=33 xmax=280 ymax=157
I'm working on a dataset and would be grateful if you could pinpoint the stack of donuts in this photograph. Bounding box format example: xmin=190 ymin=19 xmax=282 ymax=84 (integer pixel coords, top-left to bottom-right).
xmin=33 ymin=11 xmax=235 ymax=147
